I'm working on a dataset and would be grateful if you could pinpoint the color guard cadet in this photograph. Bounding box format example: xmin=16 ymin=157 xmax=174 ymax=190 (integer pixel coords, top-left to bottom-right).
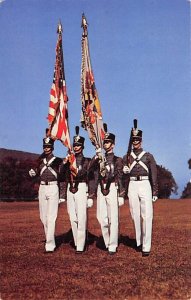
xmin=123 ymin=120 xmax=158 ymax=257
xmin=61 ymin=126 xmax=93 ymax=253
xmin=89 ymin=126 xmax=125 ymax=255
xmin=29 ymin=137 xmax=65 ymax=253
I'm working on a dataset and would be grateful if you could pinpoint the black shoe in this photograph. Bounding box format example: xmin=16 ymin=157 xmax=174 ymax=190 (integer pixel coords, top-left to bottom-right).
xmin=108 ymin=251 xmax=116 ymax=255
xmin=142 ymin=251 xmax=150 ymax=257
xmin=136 ymin=245 xmax=142 ymax=252
xmin=76 ymin=250 xmax=83 ymax=254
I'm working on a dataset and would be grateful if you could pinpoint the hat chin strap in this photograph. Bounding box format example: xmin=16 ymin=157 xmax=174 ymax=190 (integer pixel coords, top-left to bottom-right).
xmin=74 ymin=147 xmax=83 ymax=154
xmin=44 ymin=148 xmax=53 ymax=154
xmin=133 ymin=142 xmax=142 ymax=149
xmin=105 ymin=143 xmax=114 ymax=153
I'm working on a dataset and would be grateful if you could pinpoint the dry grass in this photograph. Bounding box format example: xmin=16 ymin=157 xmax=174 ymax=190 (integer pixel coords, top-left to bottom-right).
xmin=0 ymin=199 xmax=191 ymax=300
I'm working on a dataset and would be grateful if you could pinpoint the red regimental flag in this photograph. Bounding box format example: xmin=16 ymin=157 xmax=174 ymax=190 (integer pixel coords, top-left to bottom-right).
xmin=47 ymin=23 xmax=77 ymax=176
xmin=68 ymin=153 xmax=78 ymax=177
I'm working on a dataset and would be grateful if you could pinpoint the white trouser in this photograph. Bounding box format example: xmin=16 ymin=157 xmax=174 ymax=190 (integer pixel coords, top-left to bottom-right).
xmin=39 ymin=184 xmax=59 ymax=251
xmin=128 ymin=180 xmax=153 ymax=252
xmin=97 ymin=182 xmax=119 ymax=252
xmin=67 ymin=183 xmax=88 ymax=251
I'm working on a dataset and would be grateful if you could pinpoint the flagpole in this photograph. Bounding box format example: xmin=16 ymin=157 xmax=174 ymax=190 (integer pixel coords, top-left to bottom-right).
xmin=57 ymin=21 xmax=77 ymax=176
xmin=80 ymin=13 xmax=106 ymax=177
xmin=47 ymin=20 xmax=77 ymax=176
xmin=57 ymin=21 xmax=72 ymax=152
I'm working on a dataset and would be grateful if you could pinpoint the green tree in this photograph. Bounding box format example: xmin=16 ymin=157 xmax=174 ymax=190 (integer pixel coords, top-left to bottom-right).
xmin=157 ymin=165 xmax=178 ymax=198
xmin=181 ymin=183 xmax=191 ymax=199
xmin=181 ymin=158 xmax=191 ymax=198
xmin=0 ymin=157 xmax=38 ymax=201
xmin=188 ymin=159 xmax=191 ymax=169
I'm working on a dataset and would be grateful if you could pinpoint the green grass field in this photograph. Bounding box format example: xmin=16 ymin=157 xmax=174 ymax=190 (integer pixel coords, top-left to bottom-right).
xmin=1 ymin=199 xmax=191 ymax=300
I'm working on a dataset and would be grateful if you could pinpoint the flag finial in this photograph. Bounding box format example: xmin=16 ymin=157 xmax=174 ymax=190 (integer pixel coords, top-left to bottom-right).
xmin=103 ymin=123 xmax=108 ymax=133
xmin=81 ymin=13 xmax=88 ymax=29
xmin=57 ymin=20 xmax=62 ymax=34
xmin=133 ymin=119 xmax=137 ymax=129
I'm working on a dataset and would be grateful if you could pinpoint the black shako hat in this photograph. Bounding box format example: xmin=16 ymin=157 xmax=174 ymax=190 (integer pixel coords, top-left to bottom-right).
xmin=131 ymin=119 xmax=142 ymax=141
xmin=103 ymin=123 xmax=115 ymax=144
xmin=73 ymin=126 xmax=85 ymax=147
xmin=43 ymin=137 xmax=54 ymax=148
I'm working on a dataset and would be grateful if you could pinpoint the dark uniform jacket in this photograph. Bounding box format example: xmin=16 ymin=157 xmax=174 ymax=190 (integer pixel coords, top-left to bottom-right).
xmin=60 ymin=153 xmax=94 ymax=197
xmin=89 ymin=152 xmax=125 ymax=198
xmin=123 ymin=148 xmax=158 ymax=196
xmin=34 ymin=153 xmax=65 ymax=198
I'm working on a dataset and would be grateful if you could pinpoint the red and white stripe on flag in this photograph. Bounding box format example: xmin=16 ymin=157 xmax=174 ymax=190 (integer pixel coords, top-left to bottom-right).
xmin=47 ymin=24 xmax=78 ymax=176
xmin=48 ymin=83 xmax=71 ymax=148
xmin=47 ymin=30 xmax=71 ymax=149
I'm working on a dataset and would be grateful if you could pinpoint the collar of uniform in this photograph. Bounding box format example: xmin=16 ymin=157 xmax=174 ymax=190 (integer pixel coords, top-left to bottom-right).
xmin=45 ymin=153 xmax=54 ymax=161
xmin=75 ymin=152 xmax=84 ymax=158
xmin=133 ymin=148 xmax=143 ymax=155
xmin=105 ymin=152 xmax=114 ymax=158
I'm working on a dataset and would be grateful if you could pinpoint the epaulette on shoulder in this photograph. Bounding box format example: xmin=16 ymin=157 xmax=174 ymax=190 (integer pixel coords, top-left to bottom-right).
xmin=114 ymin=155 xmax=121 ymax=162
xmin=38 ymin=153 xmax=46 ymax=161
xmin=55 ymin=157 xmax=63 ymax=163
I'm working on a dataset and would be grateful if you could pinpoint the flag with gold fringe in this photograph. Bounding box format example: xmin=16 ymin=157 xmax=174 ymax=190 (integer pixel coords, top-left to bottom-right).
xmin=80 ymin=14 xmax=105 ymax=149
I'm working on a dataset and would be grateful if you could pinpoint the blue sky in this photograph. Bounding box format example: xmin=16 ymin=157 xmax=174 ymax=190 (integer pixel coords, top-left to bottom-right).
xmin=0 ymin=0 xmax=190 ymax=197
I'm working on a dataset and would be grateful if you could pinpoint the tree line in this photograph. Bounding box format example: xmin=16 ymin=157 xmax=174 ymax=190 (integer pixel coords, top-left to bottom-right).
xmin=0 ymin=155 xmax=186 ymax=201
xmin=181 ymin=159 xmax=191 ymax=199
xmin=0 ymin=157 xmax=39 ymax=201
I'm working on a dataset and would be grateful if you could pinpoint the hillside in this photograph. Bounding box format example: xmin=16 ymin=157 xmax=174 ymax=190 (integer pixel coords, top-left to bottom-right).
xmin=0 ymin=148 xmax=188 ymax=199
xmin=0 ymin=148 xmax=40 ymax=162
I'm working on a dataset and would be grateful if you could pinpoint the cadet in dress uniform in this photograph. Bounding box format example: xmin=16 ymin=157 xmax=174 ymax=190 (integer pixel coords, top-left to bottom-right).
xmin=29 ymin=137 xmax=65 ymax=253
xmin=123 ymin=121 xmax=158 ymax=256
xmin=62 ymin=127 xmax=93 ymax=253
xmin=89 ymin=129 xmax=125 ymax=255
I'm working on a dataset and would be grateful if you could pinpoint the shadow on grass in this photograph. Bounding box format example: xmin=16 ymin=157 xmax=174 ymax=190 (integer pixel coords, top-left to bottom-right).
xmin=119 ymin=235 xmax=137 ymax=250
xmin=55 ymin=229 xmax=98 ymax=250
xmin=96 ymin=236 xmax=108 ymax=251
xmin=95 ymin=235 xmax=137 ymax=252
xmin=55 ymin=231 xmax=137 ymax=252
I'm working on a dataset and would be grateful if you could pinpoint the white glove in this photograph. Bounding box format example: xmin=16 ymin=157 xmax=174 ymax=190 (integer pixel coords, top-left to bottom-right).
xmin=96 ymin=147 xmax=102 ymax=155
xmin=105 ymin=164 xmax=110 ymax=172
xmin=152 ymin=196 xmax=158 ymax=202
xmin=29 ymin=169 xmax=36 ymax=177
xmin=95 ymin=147 xmax=102 ymax=159
xmin=123 ymin=165 xmax=130 ymax=174
xmin=118 ymin=197 xmax=124 ymax=207
xmin=59 ymin=198 xmax=66 ymax=204
xmin=63 ymin=153 xmax=70 ymax=164
xmin=87 ymin=198 xmax=93 ymax=208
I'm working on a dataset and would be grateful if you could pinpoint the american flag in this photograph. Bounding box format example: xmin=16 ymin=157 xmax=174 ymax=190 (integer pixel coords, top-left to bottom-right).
xmin=47 ymin=22 xmax=77 ymax=176
xmin=48 ymin=22 xmax=71 ymax=147
xmin=80 ymin=14 xmax=105 ymax=149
